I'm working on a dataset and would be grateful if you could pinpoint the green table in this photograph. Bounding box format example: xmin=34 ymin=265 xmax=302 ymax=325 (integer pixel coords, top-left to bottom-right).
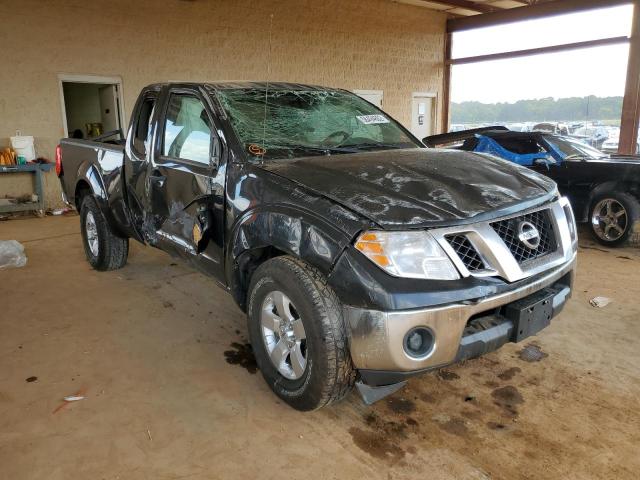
xmin=0 ymin=163 xmax=53 ymax=214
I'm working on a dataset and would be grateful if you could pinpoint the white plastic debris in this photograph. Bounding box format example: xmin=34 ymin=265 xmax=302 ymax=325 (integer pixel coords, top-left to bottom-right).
xmin=589 ymin=296 xmax=612 ymax=308
xmin=63 ymin=395 xmax=85 ymax=402
xmin=0 ymin=240 xmax=27 ymax=270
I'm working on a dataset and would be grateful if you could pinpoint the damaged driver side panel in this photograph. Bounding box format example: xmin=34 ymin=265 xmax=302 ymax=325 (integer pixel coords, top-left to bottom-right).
xmin=141 ymin=86 xmax=227 ymax=282
xmin=224 ymin=161 xmax=369 ymax=308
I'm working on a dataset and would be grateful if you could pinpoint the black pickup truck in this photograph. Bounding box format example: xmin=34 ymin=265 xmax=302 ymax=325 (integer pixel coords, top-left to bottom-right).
xmin=57 ymin=83 xmax=577 ymax=411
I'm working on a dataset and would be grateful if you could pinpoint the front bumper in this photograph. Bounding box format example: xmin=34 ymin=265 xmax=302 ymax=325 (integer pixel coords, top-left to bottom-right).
xmin=345 ymin=254 xmax=575 ymax=383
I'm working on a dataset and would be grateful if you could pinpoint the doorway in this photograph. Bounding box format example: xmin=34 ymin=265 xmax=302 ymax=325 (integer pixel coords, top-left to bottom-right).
xmin=58 ymin=74 xmax=125 ymax=139
xmin=411 ymin=92 xmax=436 ymax=140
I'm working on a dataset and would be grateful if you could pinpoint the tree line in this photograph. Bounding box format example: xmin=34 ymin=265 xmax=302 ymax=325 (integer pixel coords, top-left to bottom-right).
xmin=451 ymin=96 xmax=623 ymax=124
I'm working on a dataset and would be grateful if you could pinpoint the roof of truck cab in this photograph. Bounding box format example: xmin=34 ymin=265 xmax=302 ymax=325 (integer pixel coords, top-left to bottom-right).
xmin=147 ymin=82 xmax=345 ymax=92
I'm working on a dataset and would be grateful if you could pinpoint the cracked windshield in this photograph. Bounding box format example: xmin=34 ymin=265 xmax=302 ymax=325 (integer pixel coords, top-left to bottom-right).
xmin=216 ymin=88 xmax=420 ymax=160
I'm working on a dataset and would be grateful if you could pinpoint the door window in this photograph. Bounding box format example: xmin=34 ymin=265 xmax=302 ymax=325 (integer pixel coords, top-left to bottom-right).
xmin=163 ymin=94 xmax=212 ymax=164
xmin=132 ymin=96 xmax=156 ymax=156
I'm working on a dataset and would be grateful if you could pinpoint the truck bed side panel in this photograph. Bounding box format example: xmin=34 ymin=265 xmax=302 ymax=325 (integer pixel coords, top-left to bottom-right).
xmin=59 ymin=139 xmax=136 ymax=239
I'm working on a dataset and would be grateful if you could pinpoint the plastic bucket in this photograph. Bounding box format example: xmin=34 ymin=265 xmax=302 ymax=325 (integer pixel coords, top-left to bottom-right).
xmin=10 ymin=136 xmax=36 ymax=161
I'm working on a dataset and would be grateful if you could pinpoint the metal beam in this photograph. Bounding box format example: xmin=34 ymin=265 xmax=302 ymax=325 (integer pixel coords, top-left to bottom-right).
xmin=442 ymin=32 xmax=453 ymax=133
xmin=448 ymin=0 xmax=633 ymax=32
xmin=619 ymin=2 xmax=640 ymax=155
xmin=448 ymin=36 xmax=630 ymax=65
xmin=417 ymin=0 xmax=499 ymax=14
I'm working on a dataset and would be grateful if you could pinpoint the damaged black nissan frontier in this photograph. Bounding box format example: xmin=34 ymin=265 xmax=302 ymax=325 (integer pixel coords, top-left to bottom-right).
xmin=56 ymin=83 xmax=577 ymax=411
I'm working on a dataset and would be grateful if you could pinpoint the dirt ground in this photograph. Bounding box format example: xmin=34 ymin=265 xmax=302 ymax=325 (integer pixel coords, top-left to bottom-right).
xmin=1 ymin=215 xmax=639 ymax=480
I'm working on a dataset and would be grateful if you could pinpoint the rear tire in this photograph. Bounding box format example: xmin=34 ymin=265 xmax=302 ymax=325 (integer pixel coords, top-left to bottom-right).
xmin=80 ymin=195 xmax=129 ymax=270
xmin=588 ymin=191 xmax=639 ymax=247
xmin=247 ymin=256 xmax=355 ymax=411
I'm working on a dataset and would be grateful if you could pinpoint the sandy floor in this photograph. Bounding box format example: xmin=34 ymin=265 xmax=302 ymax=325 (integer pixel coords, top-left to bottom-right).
xmin=1 ymin=215 xmax=639 ymax=480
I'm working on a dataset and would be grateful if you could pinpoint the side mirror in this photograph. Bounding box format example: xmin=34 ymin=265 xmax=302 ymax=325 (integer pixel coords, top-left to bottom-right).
xmin=211 ymin=135 xmax=221 ymax=170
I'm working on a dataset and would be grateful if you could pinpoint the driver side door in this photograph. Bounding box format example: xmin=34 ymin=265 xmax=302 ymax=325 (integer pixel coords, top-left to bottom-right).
xmin=147 ymin=86 xmax=226 ymax=282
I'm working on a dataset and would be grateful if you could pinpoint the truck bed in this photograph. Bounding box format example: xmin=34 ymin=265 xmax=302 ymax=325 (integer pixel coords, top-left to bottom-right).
xmin=58 ymin=138 xmax=125 ymax=210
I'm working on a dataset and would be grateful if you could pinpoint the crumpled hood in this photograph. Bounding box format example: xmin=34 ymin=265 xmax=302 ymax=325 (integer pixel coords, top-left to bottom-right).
xmin=260 ymin=148 xmax=557 ymax=228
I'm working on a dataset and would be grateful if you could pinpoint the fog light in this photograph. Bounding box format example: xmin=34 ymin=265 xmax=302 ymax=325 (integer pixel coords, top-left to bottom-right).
xmin=403 ymin=327 xmax=434 ymax=358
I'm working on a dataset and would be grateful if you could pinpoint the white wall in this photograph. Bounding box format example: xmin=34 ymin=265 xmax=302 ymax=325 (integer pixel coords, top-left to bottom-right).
xmin=0 ymin=0 xmax=446 ymax=209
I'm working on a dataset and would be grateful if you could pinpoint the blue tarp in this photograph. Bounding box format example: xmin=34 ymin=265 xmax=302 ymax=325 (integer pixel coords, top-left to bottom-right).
xmin=543 ymin=139 xmax=568 ymax=162
xmin=473 ymin=135 xmax=552 ymax=166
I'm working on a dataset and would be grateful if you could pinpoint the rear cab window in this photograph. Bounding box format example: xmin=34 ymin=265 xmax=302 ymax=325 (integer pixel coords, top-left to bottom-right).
xmin=132 ymin=94 xmax=157 ymax=157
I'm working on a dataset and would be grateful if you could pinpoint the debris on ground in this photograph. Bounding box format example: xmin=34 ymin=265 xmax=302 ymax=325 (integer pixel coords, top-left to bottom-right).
xmin=589 ymin=296 xmax=612 ymax=308
xmin=63 ymin=395 xmax=85 ymax=402
xmin=0 ymin=240 xmax=27 ymax=270
xmin=25 ymin=376 xmax=38 ymax=383
xmin=45 ymin=208 xmax=76 ymax=217
xmin=52 ymin=388 xmax=87 ymax=414
xmin=50 ymin=208 xmax=70 ymax=216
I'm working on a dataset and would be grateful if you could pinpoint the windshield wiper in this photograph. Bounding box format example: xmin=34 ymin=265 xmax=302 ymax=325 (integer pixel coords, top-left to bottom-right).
xmin=344 ymin=141 xmax=402 ymax=149
xmin=296 ymin=144 xmax=360 ymax=154
xmin=251 ymin=143 xmax=359 ymax=156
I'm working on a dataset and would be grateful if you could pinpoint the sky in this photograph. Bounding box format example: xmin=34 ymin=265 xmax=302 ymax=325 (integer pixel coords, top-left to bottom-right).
xmin=450 ymin=5 xmax=634 ymax=104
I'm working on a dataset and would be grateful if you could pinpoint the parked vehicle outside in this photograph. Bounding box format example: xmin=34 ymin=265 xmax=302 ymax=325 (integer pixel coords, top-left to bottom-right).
xmin=571 ymin=125 xmax=610 ymax=149
xmin=57 ymin=84 xmax=577 ymax=410
xmin=424 ymin=127 xmax=640 ymax=246
xmin=533 ymin=122 xmax=570 ymax=136
xmin=601 ymin=130 xmax=640 ymax=155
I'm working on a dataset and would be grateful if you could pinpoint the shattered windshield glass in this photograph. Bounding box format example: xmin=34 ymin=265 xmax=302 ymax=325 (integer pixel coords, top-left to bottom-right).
xmin=216 ymin=88 xmax=421 ymax=160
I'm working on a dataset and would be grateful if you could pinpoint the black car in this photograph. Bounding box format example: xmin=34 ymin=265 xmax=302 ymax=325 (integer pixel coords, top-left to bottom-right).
xmin=425 ymin=127 xmax=640 ymax=247
xmin=56 ymin=84 xmax=576 ymax=410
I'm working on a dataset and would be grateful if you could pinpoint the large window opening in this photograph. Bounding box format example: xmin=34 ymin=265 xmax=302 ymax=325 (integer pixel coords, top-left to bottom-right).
xmin=447 ymin=4 xmax=636 ymax=154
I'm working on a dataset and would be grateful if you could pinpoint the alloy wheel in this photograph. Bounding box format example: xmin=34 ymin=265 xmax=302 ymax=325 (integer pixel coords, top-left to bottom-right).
xmin=591 ymin=198 xmax=627 ymax=242
xmin=85 ymin=211 xmax=99 ymax=257
xmin=260 ymin=290 xmax=307 ymax=380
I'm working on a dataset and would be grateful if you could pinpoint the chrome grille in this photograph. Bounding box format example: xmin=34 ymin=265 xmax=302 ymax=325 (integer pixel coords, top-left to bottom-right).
xmin=491 ymin=209 xmax=556 ymax=264
xmin=446 ymin=235 xmax=486 ymax=272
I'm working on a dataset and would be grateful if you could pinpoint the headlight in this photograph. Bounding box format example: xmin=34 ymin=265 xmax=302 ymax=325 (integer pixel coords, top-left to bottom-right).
xmin=354 ymin=231 xmax=460 ymax=280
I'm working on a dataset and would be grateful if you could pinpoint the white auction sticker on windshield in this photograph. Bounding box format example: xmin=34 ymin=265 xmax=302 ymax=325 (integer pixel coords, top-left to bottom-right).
xmin=356 ymin=114 xmax=390 ymax=125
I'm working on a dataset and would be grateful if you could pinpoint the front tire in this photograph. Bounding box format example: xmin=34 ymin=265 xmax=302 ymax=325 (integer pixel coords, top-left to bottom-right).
xmin=247 ymin=256 xmax=355 ymax=411
xmin=80 ymin=195 xmax=129 ymax=270
xmin=589 ymin=191 xmax=639 ymax=247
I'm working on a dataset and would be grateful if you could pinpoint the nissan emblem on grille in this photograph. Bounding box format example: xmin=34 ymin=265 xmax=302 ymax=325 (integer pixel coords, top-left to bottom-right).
xmin=517 ymin=221 xmax=541 ymax=249
xmin=490 ymin=209 xmax=556 ymax=264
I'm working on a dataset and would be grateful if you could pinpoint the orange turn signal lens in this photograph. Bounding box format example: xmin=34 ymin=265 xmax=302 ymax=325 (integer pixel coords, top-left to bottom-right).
xmin=355 ymin=241 xmax=384 ymax=254
xmin=359 ymin=232 xmax=379 ymax=242
xmin=370 ymin=254 xmax=391 ymax=267
xmin=355 ymin=232 xmax=392 ymax=268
